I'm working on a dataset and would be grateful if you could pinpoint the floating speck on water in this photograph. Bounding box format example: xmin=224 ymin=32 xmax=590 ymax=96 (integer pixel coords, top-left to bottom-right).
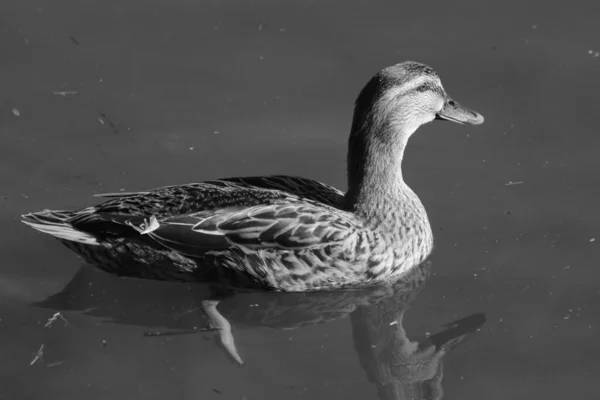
xmin=590 ymin=238 xmax=596 ymax=242
xmin=189 ymin=147 xmax=194 ymax=151
xmin=12 ymin=108 xmax=20 ymax=116
xmin=46 ymin=361 xmax=64 ymax=368
xmin=532 ymin=24 xmax=537 ymax=29
xmin=259 ymin=56 xmax=264 ymax=60
xmin=30 ymin=344 xmax=44 ymax=366
xmin=589 ymin=50 xmax=593 ymax=54
xmin=258 ymin=24 xmax=263 ymax=32
xmin=53 ymin=91 xmax=79 ymax=97
xmin=213 ymin=130 xmax=219 ymax=135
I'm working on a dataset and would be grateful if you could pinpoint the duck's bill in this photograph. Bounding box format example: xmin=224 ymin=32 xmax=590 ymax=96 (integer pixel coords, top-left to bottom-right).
xmin=435 ymin=96 xmax=484 ymax=125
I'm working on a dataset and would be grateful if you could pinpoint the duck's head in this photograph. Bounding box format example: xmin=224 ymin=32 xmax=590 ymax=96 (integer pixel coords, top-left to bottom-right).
xmin=352 ymin=61 xmax=484 ymax=138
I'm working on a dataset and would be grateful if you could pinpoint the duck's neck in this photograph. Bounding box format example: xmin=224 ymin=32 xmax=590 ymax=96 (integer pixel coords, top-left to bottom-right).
xmin=344 ymin=111 xmax=418 ymax=219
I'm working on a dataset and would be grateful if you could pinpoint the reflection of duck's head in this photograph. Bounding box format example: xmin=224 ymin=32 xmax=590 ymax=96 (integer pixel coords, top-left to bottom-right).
xmin=351 ymin=261 xmax=485 ymax=400
xmin=354 ymin=314 xmax=486 ymax=400
xmin=381 ymin=314 xmax=485 ymax=400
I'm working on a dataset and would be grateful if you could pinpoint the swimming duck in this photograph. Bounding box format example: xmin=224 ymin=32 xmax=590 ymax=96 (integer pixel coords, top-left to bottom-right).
xmin=22 ymin=61 xmax=484 ymax=292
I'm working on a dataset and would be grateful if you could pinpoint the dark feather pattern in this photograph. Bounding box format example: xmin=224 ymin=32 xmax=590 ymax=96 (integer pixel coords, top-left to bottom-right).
xmin=24 ymin=176 xmax=382 ymax=291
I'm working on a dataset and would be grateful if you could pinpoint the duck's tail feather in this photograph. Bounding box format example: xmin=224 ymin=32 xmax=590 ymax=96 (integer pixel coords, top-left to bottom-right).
xmin=22 ymin=210 xmax=100 ymax=245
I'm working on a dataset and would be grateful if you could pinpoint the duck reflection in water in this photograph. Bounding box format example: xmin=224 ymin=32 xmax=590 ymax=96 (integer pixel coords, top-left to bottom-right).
xmin=38 ymin=260 xmax=485 ymax=399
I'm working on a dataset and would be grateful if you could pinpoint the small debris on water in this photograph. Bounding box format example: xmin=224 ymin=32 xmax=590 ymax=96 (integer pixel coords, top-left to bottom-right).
xmin=505 ymin=181 xmax=524 ymax=186
xmin=30 ymin=344 xmax=44 ymax=366
xmin=53 ymin=91 xmax=79 ymax=97
xmin=389 ymin=320 xmax=398 ymax=326
xmin=45 ymin=312 xmax=69 ymax=328
xmin=98 ymin=112 xmax=119 ymax=134
xmin=46 ymin=361 xmax=64 ymax=368
xmin=590 ymin=238 xmax=596 ymax=242
xmin=12 ymin=108 xmax=20 ymax=116
xmin=588 ymin=50 xmax=600 ymax=58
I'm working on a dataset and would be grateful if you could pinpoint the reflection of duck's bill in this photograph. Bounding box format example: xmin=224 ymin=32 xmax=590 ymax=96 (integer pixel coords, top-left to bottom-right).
xmin=435 ymin=95 xmax=484 ymax=126
xmin=421 ymin=312 xmax=486 ymax=351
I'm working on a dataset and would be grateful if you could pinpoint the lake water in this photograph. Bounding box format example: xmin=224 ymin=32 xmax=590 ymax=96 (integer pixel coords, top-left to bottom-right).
xmin=1 ymin=0 xmax=599 ymax=399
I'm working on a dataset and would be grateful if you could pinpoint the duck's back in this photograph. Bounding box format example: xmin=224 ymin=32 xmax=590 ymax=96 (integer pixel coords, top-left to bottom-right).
xmin=22 ymin=176 xmax=367 ymax=291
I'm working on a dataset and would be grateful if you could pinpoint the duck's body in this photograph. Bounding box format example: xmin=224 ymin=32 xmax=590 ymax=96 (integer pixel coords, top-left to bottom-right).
xmin=24 ymin=175 xmax=431 ymax=290
xmin=22 ymin=61 xmax=483 ymax=292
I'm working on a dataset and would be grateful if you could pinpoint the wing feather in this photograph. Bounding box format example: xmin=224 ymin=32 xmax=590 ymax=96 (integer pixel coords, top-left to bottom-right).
xmin=148 ymin=203 xmax=360 ymax=255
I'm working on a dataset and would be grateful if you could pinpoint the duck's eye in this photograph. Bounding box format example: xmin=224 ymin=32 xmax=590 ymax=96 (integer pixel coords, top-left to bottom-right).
xmin=416 ymin=84 xmax=429 ymax=93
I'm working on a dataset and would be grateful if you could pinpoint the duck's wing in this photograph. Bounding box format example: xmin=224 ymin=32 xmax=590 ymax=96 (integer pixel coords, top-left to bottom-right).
xmin=144 ymin=202 xmax=360 ymax=257
xmin=218 ymin=176 xmax=345 ymax=207
xmin=93 ymin=176 xmax=345 ymax=207
xmin=68 ymin=176 xmax=346 ymax=240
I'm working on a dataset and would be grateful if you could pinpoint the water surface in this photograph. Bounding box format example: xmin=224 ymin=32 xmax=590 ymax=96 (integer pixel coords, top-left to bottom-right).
xmin=1 ymin=0 xmax=599 ymax=399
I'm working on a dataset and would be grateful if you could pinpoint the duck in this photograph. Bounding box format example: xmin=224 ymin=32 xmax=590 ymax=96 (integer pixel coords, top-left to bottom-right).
xmin=22 ymin=61 xmax=484 ymax=292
